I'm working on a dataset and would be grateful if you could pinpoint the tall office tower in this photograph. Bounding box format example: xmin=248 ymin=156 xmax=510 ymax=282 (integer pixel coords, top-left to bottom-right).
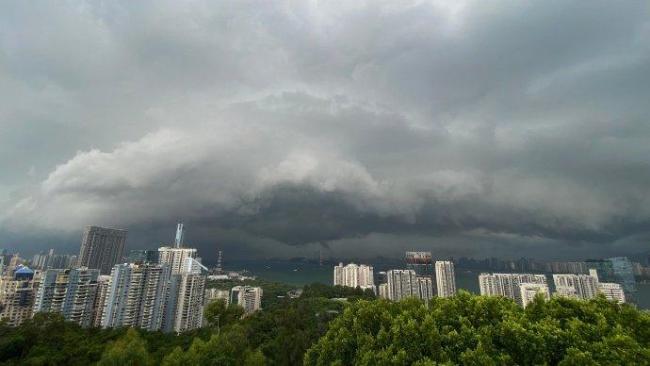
xmin=92 ymin=275 xmax=111 ymax=327
xmin=158 ymin=247 xmax=197 ymax=275
xmin=435 ymin=261 xmax=457 ymax=297
xmin=33 ymin=268 xmax=100 ymax=327
xmin=416 ymin=276 xmax=434 ymax=301
xmin=386 ymin=269 xmax=418 ymax=301
xmin=405 ymin=252 xmax=433 ymax=277
xmin=230 ymin=286 xmax=263 ymax=315
xmin=378 ymin=283 xmax=389 ymax=300
xmin=78 ymin=226 xmax=127 ymax=275
xmin=598 ymin=282 xmax=626 ymax=303
xmin=332 ymin=263 xmax=374 ymax=291
xmin=479 ymin=273 xmax=547 ymax=305
xmin=519 ymin=283 xmax=550 ymax=308
xmin=552 ymin=274 xmax=599 ymax=300
xmin=586 ymin=257 xmax=636 ymax=294
xmin=169 ymin=257 xmax=207 ymax=333
xmin=0 ymin=266 xmax=36 ymax=326
xmin=101 ymin=263 xmax=171 ymax=331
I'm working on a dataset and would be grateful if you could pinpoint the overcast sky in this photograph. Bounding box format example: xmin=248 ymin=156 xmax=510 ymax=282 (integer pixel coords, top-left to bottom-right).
xmin=1 ymin=1 xmax=650 ymax=261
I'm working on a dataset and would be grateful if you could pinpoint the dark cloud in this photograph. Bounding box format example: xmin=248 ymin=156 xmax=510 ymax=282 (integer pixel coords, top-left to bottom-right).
xmin=1 ymin=1 xmax=650 ymax=260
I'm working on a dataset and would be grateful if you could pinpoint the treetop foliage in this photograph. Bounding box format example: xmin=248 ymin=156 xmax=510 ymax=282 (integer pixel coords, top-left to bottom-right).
xmin=304 ymin=291 xmax=650 ymax=366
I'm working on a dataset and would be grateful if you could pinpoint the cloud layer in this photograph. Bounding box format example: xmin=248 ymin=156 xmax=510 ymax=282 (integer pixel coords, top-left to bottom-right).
xmin=2 ymin=1 xmax=650 ymax=260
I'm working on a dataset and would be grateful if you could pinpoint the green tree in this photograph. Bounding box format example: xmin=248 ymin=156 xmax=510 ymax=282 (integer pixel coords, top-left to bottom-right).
xmin=204 ymin=299 xmax=245 ymax=329
xmin=305 ymin=294 xmax=650 ymax=366
xmin=97 ymin=328 xmax=150 ymax=366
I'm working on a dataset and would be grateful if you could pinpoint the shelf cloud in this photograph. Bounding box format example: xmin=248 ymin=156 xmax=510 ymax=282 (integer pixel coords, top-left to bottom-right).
xmin=2 ymin=1 xmax=650 ymax=259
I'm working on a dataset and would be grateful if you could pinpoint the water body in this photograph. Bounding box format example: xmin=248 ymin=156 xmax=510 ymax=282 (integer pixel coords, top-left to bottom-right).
xmin=225 ymin=260 xmax=650 ymax=309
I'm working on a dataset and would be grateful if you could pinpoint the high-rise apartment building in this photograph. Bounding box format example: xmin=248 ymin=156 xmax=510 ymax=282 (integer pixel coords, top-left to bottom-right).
xmin=598 ymin=282 xmax=626 ymax=303
xmin=435 ymin=261 xmax=456 ymax=297
xmin=92 ymin=275 xmax=111 ymax=327
xmin=416 ymin=276 xmax=434 ymax=301
xmin=33 ymin=267 xmax=100 ymax=327
xmin=479 ymin=273 xmax=547 ymax=305
xmin=333 ymin=263 xmax=374 ymax=292
xmin=168 ymin=257 xmax=207 ymax=333
xmin=205 ymin=288 xmax=230 ymax=306
xmin=158 ymin=247 xmax=197 ymax=275
xmin=231 ymin=286 xmax=262 ymax=315
xmin=386 ymin=269 xmax=418 ymax=301
xmin=552 ymin=274 xmax=599 ymax=300
xmin=405 ymin=252 xmax=433 ymax=277
xmin=78 ymin=226 xmax=127 ymax=275
xmin=519 ymin=283 xmax=550 ymax=308
xmin=101 ymin=263 xmax=171 ymax=331
xmin=0 ymin=266 xmax=36 ymax=326
xmin=554 ymin=270 xmax=626 ymax=303
xmin=378 ymin=283 xmax=389 ymax=300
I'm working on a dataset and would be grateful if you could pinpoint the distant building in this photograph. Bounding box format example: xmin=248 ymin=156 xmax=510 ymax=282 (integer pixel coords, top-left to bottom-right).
xmin=231 ymin=286 xmax=262 ymax=315
xmin=33 ymin=267 xmax=100 ymax=327
xmin=205 ymin=288 xmax=230 ymax=306
xmin=386 ymin=269 xmax=418 ymax=301
xmin=378 ymin=283 xmax=389 ymax=300
xmin=405 ymin=252 xmax=433 ymax=277
xmin=101 ymin=263 xmax=171 ymax=331
xmin=333 ymin=263 xmax=374 ymax=292
xmin=435 ymin=261 xmax=457 ymax=297
xmin=92 ymin=275 xmax=111 ymax=327
xmin=479 ymin=273 xmax=547 ymax=305
xmin=127 ymin=250 xmax=159 ymax=264
xmin=552 ymin=274 xmax=599 ymax=300
xmin=598 ymin=282 xmax=626 ymax=303
xmin=545 ymin=261 xmax=588 ymax=274
xmin=0 ymin=266 xmax=36 ymax=326
xmin=554 ymin=285 xmax=579 ymax=299
xmin=168 ymin=257 xmax=207 ymax=333
xmin=78 ymin=226 xmax=127 ymax=275
xmin=31 ymin=249 xmax=77 ymax=270
xmin=519 ymin=283 xmax=550 ymax=308
xmin=158 ymin=247 xmax=198 ymax=275
xmin=416 ymin=276 xmax=434 ymax=301
xmin=586 ymin=257 xmax=636 ymax=294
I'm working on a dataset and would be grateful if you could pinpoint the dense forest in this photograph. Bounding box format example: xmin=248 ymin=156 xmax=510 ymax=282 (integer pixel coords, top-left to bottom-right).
xmin=1 ymin=283 xmax=648 ymax=365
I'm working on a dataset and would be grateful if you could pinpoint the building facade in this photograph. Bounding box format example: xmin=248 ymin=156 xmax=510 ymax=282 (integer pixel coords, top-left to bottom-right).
xmin=519 ymin=283 xmax=550 ymax=308
xmin=552 ymin=274 xmax=599 ymax=300
xmin=333 ymin=263 xmax=374 ymax=292
xmin=598 ymin=282 xmax=626 ymax=303
xmin=231 ymin=286 xmax=262 ymax=315
xmin=435 ymin=261 xmax=457 ymax=297
xmin=0 ymin=266 xmax=36 ymax=326
xmin=479 ymin=273 xmax=547 ymax=305
xmin=101 ymin=263 xmax=171 ymax=331
xmin=78 ymin=226 xmax=127 ymax=275
xmin=158 ymin=247 xmax=197 ymax=275
xmin=33 ymin=267 xmax=100 ymax=327
xmin=386 ymin=269 xmax=418 ymax=301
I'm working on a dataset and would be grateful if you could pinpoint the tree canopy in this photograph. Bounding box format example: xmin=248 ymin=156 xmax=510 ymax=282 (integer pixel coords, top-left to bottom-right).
xmin=304 ymin=291 xmax=650 ymax=366
xmin=1 ymin=286 xmax=649 ymax=365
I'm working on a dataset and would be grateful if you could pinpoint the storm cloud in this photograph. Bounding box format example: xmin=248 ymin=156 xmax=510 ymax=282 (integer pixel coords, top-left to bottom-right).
xmin=1 ymin=1 xmax=650 ymax=260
